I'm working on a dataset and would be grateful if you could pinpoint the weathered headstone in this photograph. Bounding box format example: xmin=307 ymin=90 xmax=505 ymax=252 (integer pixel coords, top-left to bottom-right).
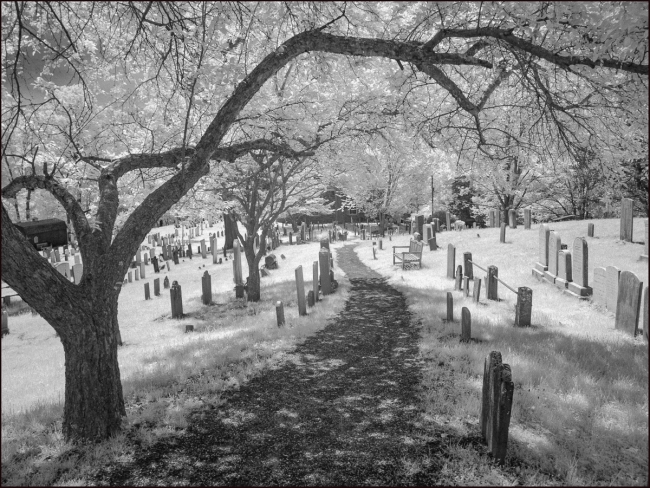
xmin=463 ymin=276 xmax=470 ymax=298
xmin=170 ymin=281 xmax=183 ymax=318
xmin=154 ymin=277 xmax=160 ymax=296
xmin=202 ymin=271 xmax=211 ymax=305
xmin=606 ymin=266 xmax=621 ymax=312
xmin=128 ymin=270 xmax=133 ymax=283
xmin=416 ymin=215 xmax=424 ymax=238
xmin=592 ymin=267 xmax=606 ymax=307
xmin=446 ymin=292 xmax=453 ymax=322
xmin=515 ymin=287 xmax=532 ymax=326
xmin=200 ymin=239 xmax=207 ymax=259
xmin=508 ymin=209 xmax=516 ymax=229
xmin=152 ymin=256 xmax=159 ymax=273
xmin=500 ymin=223 xmax=506 ymax=243
xmin=446 ymin=211 xmax=451 ymax=231
xmin=144 ymin=282 xmax=151 ymax=300
xmin=139 ymin=262 xmax=145 ymax=280
xmin=587 ymin=223 xmax=595 ymax=237
xmin=564 ymin=237 xmax=591 ymax=298
xmin=544 ymin=231 xmax=560 ymax=284
xmin=480 ymin=351 xmax=513 ymax=465
xmin=319 ymin=249 xmax=331 ymax=295
xmin=620 ymin=198 xmax=634 ymax=242
xmin=461 ymin=307 xmax=471 ymax=342
xmin=523 ymin=209 xmax=531 ymax=229
xmin=555 ymin=251 xmax=572 ymax=289
xmin=614 ymin=271 xmax=643 ymax=336
xmin=163 ymin=276 xmax=170 ymax=289
xmin=455 ymin=265 xmax=463 ymax=290
xmin=463 ymin=252 xmax=473 ymax=279
xmin=276 ymin=301 xmax=285 ymax=327
xmin=312 ymin=261 xmax=319 ymax=303
xmin=487 ymin=265 xmax=498 ymax=301
xmin=473 ymin=277 xmax=481 ymax=303
xmin=295 ymin=266 xmax=307 ymax=316
xmin=447 ymin=244 xmax=456 ymax=279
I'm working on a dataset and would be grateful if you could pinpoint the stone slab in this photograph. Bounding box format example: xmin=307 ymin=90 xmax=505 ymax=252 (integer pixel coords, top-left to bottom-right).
xmin=606 ymin=266 xmax=621 ymax=313
xmin=592 ymin=267 xmax=606 ymax=308
xmin=614 ymin=270 xmax=643 ymax=336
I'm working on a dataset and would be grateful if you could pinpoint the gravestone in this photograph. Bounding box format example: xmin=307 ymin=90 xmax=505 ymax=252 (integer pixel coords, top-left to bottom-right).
xmin=463 ymin=252 xmax=473 ymax=279
xmin=454 ymin=265 xmax=463 ymax=291
xmin=555 ymin=251 xmax=572 ymax=290
xmin=566 ymin=238 xmax=591 ymax=298
xmin=499 ymin=223 xmax=506 ymax=243
xmin=152 ymin=256 xmax=159 ymax=273
xmin=289 ymin=232 xmax=293 ymax=245
xmin=587 ymin=223 xmax=595 ymax=237
xmin=592 ymin=268 xmax=606 ymax=307
xmin=524 ymin=209 xmax=531 ymax=229
xmin=200 ymin=239 xmax=207 ymax=259
xmin=144 ymin=282 xmax=151 ymax=300
xmin=433 ymin=218 xmax=440 ymax=232
xmin=136 ymin=250 xmax=142 ymax=265
xmin=135 ymin=268 xmax=140 ymax=281
xmin=619 ymin=198 xmax=634 ymax=242
xmin=480 ymin=351 xmax=514 ymax=465
xmin=163 ymin=276 xmax=170 ymax=289
xmin=275 ymin=301 xmax=285 ymax=327
xmin=187 ymin=244 xmax=193 ymax=259
xmin=605 ymin=266 xmax=621 ymax=312
xmin=508 ymin=209 xmax=516 ymax=229
xmin=313 ymin=261 xmax=319 ymax=303
xmin=202 ymin=271 xmax=212 ymax=305
xmin=543 ymin=231 xmax=560 ymax=284
xmin=416 ymin=215 xmax=424 ymax=238
xmin=461 ymin=307 xmax=471 ymax=342
xmin=446 ymin=292 xmax=453 ymax=322
xmin=154 ymin=277 xmax=160 ymax=296
xmin=488 ymin=210 xmax=495 ymax=228
xmin=447 ymin=244 xmax=456 ymax=279
xmin=140 ymin=262 xmax=146 ymax=280
xmin=515 ymin=287 xmax=533 ymax=326
xmin=170 ymin=281 xmax=183 ymax=318
xmin=487 ymin=265 xmax=498 ymax=301
xmin=319 ymin=249 xmax=331 ymax=295
xmin=473 ymin=277 xmax=481 ymax=303
xmin=144 ymin=252 xmax=149 ymax=265
xmin=295 ymin=266 xmax=307 ymax=316
xmin=128 ymin=270 xmax=133 ymax=283
xmin=446 ymin=212 xmax=451 ymax=232
xmin=614 ymin=271 xmax=643 ymax=336
xmin=463 ymin=276 xmax=470 ymax=298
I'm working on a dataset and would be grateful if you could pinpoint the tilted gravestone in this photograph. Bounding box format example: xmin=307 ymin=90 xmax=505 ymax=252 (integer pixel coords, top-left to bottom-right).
xmin=592 ymin=267 xmax=606 ymax=308
xmin=614 ymin=271 xmax=643 ymax=337
xmin=619 ymin=198 xmax=634 ymax=242
xmin=566 ymin=237 xmax=592 ymax=298
xmin=605 ymin=266 xmax=621 ymax=312
xmin=447 ymin=244 xmax=456 ymax=279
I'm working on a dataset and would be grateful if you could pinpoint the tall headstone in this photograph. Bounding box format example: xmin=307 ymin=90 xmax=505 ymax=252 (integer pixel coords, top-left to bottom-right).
xmin=416 ymin=215 xmax=424 ymax=237
xmin=446 ymin=292 xmax=453 ymax=322
xmin=447 ymin=244 xmax=456 ymax=279
xmin=566 ymin=237 xmax=591 ymax=298
xmin=295 ymin=266 xmax=307 ymax=316
xmin=152 ymin=256 xmax=159 ymax=273
xmin=592 ymin=267 xmax=606 ymax=307
xmin=544 ymin=231 xmax=560 ymax=284
xmin=605 ymin=266 xmax=621 ymax=312
xmin=202 ymin=271 xmax=212 ymax=305
xmin=170 ymin=281 xmax=183 ymax=318
xmin=515 ymin=287 xmax=533 ymax=327
xmin=587 ymin=223 xmax=595 ymax=237
xmin=473 ymin=277 xmax=481 ymax=303
xmin=144 ymin=282 xmax=151 ymax=300
xmin=463 ymin=252 xmax=473 ymax=279
xmin=487 ymin=265 xmax=498 ymax=301
xmin=446 ymin=211 xmax=451 ymax=231
xmin=619 ymin=198 xmax=634 ymax=242
xmin=319 ymin=249 xmax=331 ymax=295
xmin=154 ymin=277 xmax=161 ymax=296
xmin=140 ymin=262 xmax=146 ymax=280
xmin=499 ymin=223 xmax=506 ymax=243
xmin=461 ymin=307 xmax=471 ymax=342
xmin=614 ymin=271 xmax=643 ymax=336
xmin=313 ymin=261 xmax=319 ymax=303
xmin=200 ymin=239 xmax=207 ymax=259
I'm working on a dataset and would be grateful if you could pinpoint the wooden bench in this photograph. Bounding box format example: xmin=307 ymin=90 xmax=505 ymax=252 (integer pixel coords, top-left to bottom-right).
xmin=393 ymin=240 xmax=424 ymax=270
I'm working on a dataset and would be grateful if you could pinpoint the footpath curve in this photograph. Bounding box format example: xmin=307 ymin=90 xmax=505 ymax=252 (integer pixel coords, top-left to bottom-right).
xmin=99 ymin=243 xmax=437 ymax=485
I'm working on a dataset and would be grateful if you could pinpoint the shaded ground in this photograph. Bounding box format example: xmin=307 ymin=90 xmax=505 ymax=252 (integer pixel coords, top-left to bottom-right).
xmin=96 ymin=244 xmax=441 ymax=485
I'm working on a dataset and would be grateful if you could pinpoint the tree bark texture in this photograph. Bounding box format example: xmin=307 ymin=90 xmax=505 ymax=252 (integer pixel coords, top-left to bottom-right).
xmin=224 ymin=213 xmax=238 ymax=250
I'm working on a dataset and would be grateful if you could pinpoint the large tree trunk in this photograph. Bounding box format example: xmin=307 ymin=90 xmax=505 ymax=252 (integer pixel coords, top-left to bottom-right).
xmin=223 ymin=213 xmax=237 ymax=250
xmin=243 ymin=231 xmax=264 ymax=302
xmin=60 ymin=299 xmax=126 ymax=440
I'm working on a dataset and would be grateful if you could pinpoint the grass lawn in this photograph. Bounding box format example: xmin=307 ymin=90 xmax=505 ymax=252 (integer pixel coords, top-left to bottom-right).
xmin=355 ymin=217 xmax=648 ymax=485
xmin=1 ymin=223 xmax=352 ymax=486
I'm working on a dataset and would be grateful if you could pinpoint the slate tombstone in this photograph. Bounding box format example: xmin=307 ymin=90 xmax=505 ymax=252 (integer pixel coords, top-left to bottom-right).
xmin=163 ymin=276 xmax=170 ymax=289
xmin=585 ymin=265 xmax=605 ymax=309
xmin=187 ymin=243 xmax=193 ymax=259
xmin=200 ymin=239 xmax=207 ymax=259
xmin=473 ymin=277 xmax=482 ymax=303
xmin=524 ymin=209 xmax=531 ymax=229
xmin=170 ymin=281 xmax=183 ymax=319
xmin=463 ymin=252 xmax=473 ymax=279
xmin=614 ymin=271 xmax=643 ymax=337
xmin=153 ymin=277 xmax=161 ymax=296
xmin=202 ymin=271 xmax=212 ymax=305
xmin=587 ymin=223 xmax=595 ymax=237
xmin=446 ymin=292 xmax=454 ymax=322
xmin=605 ymin=266 xmax=621 ymax=312
xmin=499 ymin=223 xmax=506 ymax=243
xmin=565 ymin=237 xmax=591 ymax=298
xmin=140 ymin=262 xmax=146 ymax=280
xmin=144 ymin=282 xmax=151 ymax=300
xmin=152 ymin=256 xmax=160 ymax=273
xmin=515 ymin=287 xmax=533 ymax=327
xmin=416 ymin=215 xmax=424 ymax=238
xmin=463 ymin=276 xmax=470 ymax=297
xmin=454 ymin=265 xmax=463 ymax=290
xmin=172 ymin=249 xmax=179 ymax=265
xmin=461 ymin=307 xmax=471 ymax=342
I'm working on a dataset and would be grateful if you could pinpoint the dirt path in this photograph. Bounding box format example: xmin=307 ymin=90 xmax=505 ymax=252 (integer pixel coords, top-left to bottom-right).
xmin=99 ymin=244 xmax=438 ymax=485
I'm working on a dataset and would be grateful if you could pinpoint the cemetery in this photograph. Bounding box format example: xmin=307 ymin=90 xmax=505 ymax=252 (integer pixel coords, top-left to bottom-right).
xmin=1 ymin=2 xmax=648 ymax=486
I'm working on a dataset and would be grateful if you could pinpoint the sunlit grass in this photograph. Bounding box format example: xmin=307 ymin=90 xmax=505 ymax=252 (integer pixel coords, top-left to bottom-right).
xmin=1 ymin=223 xmax=352 ymax=486
xmin=356 ymin=218 xmax=649 ymax=485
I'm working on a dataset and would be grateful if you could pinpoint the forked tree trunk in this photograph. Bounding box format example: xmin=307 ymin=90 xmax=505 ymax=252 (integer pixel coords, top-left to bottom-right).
xmin=60 ymin=299 xmax=126 ymax=440
xmin=243 ymin=236 xmax=263 ymax=302
xmin=223 ymin=213 xmax=238 ymax=250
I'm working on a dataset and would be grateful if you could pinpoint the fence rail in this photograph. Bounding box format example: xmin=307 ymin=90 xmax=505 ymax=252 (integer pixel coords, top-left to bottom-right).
xmin=467 ymin=259 xmax=519 ymax=294
xmin=467 ymin=259 xmax=487 ymax=273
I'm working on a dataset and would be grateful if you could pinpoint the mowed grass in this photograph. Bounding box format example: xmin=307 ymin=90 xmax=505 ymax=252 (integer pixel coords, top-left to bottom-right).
xmin=356 ymin=217 xmax=648 ymax=485
xmin=1 ymin=223 xmax=352 ymax=486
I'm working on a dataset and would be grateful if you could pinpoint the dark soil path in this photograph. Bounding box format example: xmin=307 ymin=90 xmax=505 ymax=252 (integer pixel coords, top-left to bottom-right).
xmin=98 ymin=244 xmax=439 ymax=485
